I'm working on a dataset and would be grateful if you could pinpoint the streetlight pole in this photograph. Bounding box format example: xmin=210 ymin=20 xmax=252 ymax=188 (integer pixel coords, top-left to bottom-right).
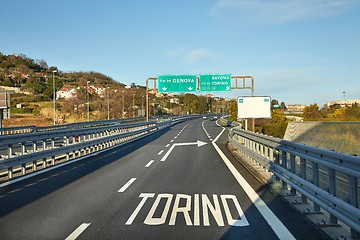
xmin=132 ymin=93 xmax=135 ymax=118
xmin=153 ymin=98 xmax=156 ymax=117
xmin=87 ymin=81 xmax=90 ymax=121
xmin=52 ymin=70 xmax=57 ymax=125
xmin=107 ymin=87 xmax=110 ymax=120
xmin=141 ymin=96 xmax=144 ymax=117
xmin=122 ymin=90 xmax=125 ymax=118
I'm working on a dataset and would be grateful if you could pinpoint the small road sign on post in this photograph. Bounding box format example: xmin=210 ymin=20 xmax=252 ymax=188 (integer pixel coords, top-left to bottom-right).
xmin=200 ymin=74 xmax=232 ymax=92
xmin=158 ymin=75 xmax=197 ymax=93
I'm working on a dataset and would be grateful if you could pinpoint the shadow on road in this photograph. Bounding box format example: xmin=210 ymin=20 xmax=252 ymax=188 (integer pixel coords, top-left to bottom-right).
xmin=0 ymin=127 xmax=171 ymax=218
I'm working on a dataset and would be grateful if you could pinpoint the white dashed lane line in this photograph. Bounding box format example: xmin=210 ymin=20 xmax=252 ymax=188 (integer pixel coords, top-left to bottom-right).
xmin=145 ymin=160 xmax=155 ymax=168
xmin=158 ymin=150 xmax=164 ymax=155
xmin=65 ymin=223 xmax=91 ymax=240
xmin=118 ymin=178 xmax=137 ymax=193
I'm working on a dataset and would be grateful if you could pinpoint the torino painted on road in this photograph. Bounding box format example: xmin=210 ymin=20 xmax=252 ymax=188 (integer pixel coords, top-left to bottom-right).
xmin=126 ymin=193 xmax=249 ymax=227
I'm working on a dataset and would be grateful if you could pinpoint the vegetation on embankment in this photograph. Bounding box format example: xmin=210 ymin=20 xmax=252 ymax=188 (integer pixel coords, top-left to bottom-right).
xmin=293 ymin=123 xmax=360 ymax=156
xmin=228 ymin=99 xmax=360 ymax=155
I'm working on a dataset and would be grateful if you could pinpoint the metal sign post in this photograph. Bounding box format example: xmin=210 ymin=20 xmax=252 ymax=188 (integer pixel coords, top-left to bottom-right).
xmin=145 ymin=78 xmax=157 ymax=122
xmin=0 ymin=92 xmax=11 ymax=129
xmin=231 ymin=76 xmax=255 ymax=131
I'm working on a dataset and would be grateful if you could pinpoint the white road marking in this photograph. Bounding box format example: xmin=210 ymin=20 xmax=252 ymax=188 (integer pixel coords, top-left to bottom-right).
xmin=160 ymin=145 xmax=175 ymax=162
xmin=144 ymin=194 xmax=173 ymax=225
xmin=126 ymin=193 xmax=248 ymax=226
xmin=170 ymin=140 xmax=174 ymax=143
xmin=160 ymin=141 xmax=207 ymax=162
xmin=212 ymin=129 xmax=296 ymax=240
xmin=166 ymin=144 xmax=170 ymax=148
xmin=65 ymin=223 xmax=91 ymax=240
xmin=126 ymin=193 xmax=155 ymax=225
xmin=118 ymin=178 xmax=137 ymax=193
xmin=158 ymin=150 xmax=164 ymax=155
xmin=145 ymin=160 xmax=155 ymax=168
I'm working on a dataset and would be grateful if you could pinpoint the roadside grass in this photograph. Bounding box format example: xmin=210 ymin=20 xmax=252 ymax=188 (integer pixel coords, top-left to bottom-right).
xmin=3 ymin=114 xmax=52 ymax=127
xmin=294 ymin=123 xmax=360 ymax=156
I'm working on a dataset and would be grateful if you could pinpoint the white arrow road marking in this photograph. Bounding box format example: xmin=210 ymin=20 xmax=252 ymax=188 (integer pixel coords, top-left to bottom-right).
xmin=65 ymin=223 xmax=91 ymax=240
xmin=160 ymin=140 xmax=207 ymax=162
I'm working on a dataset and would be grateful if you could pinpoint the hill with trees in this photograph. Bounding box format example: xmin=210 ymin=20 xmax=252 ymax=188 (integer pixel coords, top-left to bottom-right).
xmin=1 ymin=53 xmax=230 ymax=126
xmin=0 ymin=52 xmax=142 ymax=125
xmin=0 ymin=52 xmax=124 ymax=101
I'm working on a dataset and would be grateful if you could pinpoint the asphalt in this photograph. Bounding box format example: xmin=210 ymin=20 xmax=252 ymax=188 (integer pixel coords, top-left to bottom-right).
xmin=0 ymin=118 xmax=329 ymax=240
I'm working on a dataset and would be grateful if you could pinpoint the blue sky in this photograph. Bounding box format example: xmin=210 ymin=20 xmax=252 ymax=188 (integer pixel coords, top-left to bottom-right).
xmin=1 ymin=0 xmax=359 ymax=105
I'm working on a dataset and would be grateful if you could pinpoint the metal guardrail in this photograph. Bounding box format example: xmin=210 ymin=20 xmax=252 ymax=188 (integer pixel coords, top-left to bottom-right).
xmin=0 ymin=125 xmax=36 ymax=135
xmin=218 ymin=116 xmax=241 ymax=128
xmin=0 ymin=117 xmax=146 ymax=136
xmin=0 ymin=115 xmax=198 ymax=182
xmin=228 ymin=127 xmax=360 ymax=237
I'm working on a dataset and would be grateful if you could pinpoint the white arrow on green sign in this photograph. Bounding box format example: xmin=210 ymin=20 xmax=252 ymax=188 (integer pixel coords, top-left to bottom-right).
xmin=158 ymin=75 xmax=197 ymax=93
xmin=199 ymin=74 xmax=232 ymax=92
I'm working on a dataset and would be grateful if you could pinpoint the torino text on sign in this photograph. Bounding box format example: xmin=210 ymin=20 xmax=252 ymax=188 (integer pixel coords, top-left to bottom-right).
xmin=158 ymin=75 xmax=197 ymax=93
xmin=200 ymin=74 xmax=232 ymax=92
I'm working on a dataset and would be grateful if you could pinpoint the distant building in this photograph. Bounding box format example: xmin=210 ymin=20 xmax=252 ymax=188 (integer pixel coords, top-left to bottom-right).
xmin=170 ymin=98 xmax=179 ymax=104
xmin=57 ymin=88 xmax=77 ymax=100
xmin=326 ymin=99 xmax=360 ymax=108
xmin=285 ymin=104 xmax=307 ymax=114
xmin=91 ymin=85 xmax=106 ymax=97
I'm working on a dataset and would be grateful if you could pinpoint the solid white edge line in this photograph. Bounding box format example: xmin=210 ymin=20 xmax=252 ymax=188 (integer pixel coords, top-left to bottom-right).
xmin=118 ymin=178 xmax=137 ymax=193
xmin=211 ymin=128 xmax=296 ymax=240
xmin=145 ymin=160 xmax=155 ymax=168
xmin=65 ymin=223 xmax=91 ymax=240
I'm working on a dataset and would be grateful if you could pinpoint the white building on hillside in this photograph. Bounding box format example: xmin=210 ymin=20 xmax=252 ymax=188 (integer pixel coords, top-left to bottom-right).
xmin=326 ymin=99 xmax=360 ymax=108
xmin=57 ymin=88 xmax=77 ymax=100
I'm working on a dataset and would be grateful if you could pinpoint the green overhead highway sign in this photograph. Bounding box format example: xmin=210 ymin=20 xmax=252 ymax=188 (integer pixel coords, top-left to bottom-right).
xmin=158 ymin=75 xmax=197 ymax=93
xmin=199 ymin=74 xmax=232 ymax=92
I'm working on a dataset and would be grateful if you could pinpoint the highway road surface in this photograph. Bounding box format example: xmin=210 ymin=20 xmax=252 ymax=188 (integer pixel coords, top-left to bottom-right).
xmin=0 ymin=118 xmax=329 ymax=239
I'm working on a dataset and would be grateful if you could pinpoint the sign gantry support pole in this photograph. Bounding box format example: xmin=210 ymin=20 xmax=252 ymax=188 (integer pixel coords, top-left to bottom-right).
xmin=231 ymin=76 xmax=255 ymax=131
xmin=0 ymin=92 xmax=11 ymax=129
xmin=145 ymin=78 xmax=158 ymax=122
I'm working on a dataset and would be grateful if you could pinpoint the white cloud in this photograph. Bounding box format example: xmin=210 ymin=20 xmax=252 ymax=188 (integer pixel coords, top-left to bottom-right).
xmin=185 ymin=49 xmax=216 ymax=64
xmin=168 ymin=47 xmax=217 ymax=64
xmin=211 ymin=0 xmax=359 ymax=23
xmin=168 ymin=46 xmax=188 ymax=57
